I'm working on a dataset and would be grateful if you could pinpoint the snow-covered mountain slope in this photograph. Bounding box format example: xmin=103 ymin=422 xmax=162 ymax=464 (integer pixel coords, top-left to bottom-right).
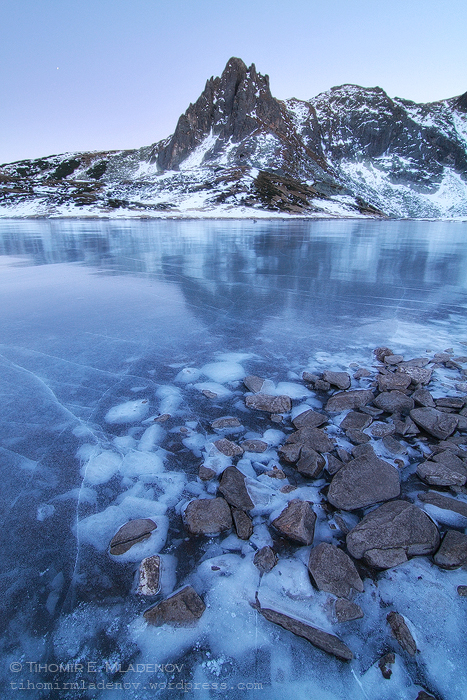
xmin=1 ymin=57 xmax=466 ymax=219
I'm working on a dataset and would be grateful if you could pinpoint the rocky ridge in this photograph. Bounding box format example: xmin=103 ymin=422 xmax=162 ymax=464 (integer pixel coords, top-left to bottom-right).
xmin=1 ymin=57 xmax=466 ymax=219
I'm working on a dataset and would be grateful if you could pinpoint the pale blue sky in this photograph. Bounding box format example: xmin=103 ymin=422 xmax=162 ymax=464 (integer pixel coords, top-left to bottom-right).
xmin=1 ymin=0 xmax=466 ymax=164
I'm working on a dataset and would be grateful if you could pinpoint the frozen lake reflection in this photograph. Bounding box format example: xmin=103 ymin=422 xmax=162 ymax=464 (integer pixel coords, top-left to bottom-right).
xmin=1 ymin=219 xmax=467 ymax=700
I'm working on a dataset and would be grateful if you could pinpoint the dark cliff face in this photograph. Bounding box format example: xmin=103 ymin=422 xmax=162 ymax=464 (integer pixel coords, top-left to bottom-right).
xmin=154 ymin=57 xmax=328 ymax=178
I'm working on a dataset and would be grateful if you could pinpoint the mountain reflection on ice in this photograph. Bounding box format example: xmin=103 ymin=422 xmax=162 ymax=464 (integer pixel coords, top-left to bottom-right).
xmin=0 ymin=219 xmax=467 ymax=700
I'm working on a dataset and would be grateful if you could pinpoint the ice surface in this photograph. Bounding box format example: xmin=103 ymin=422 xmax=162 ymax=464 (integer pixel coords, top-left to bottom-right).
xmin=1 ymin=219 xmax=467 ymax=700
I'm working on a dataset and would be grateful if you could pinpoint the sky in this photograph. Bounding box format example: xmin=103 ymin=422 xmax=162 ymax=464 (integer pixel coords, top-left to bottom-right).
xmin=1 ymin=0 xmax=466 ymax=165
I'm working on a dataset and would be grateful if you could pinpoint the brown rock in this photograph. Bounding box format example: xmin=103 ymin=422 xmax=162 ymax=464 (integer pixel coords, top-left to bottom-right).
xmin=243 ymin=375 xmax=266 ymax=393
xmin=214 ymin=438 xmax=243 ymax=457
xmin=308 ymin=542 xmax=364 ymax=598
xmin=211 ymin=417 xmax=242 ymax=429
xmin=378 ymin=652 xmax=395 ymax=679
xmin=199 ymin=465 xmax=216 ymax=480
xmin=433 ymin=530 xmax=467 ymax=569
xmin=292 ymin=409 xmax=327 ymax=429
xmin=323 ymin=371 xmax=351 ymax=390
xmin=374 ymin=347 xmax=394 ymax=362
xmin=296 ymin=446 xmax=326 ymax=478
xmin=347 ymin=500 xmax=440 ymax=568
xmin=387 ymin=611 xmax=417 ymax=655
xmin=370 ymin=421 xmax=396 ymax=437
xmin=335 ymin=598 xmax=364 ymax=623
xmin=351 ymin=443 xmax=376 ymax=459
xmin=410 ymin=407 xmax=459 ymax=440
xmin=257 ymin=605 xmax=353 ymax=661
xmin=382 ymin=435 xmax=407 ymax=455
xmin=373 ymin=390 xmax=414 ymax=414
xmin=398 ymin=365 xmax=433 ymax=384
xmin=416 ymin=691 xmax=437 ymax=700
xmin=378 ymin=373 xmax=411 ymax=392
xmin=285 ymin=426 xmax=335 ymax=453
xmin=327 ymin=454 xmax=400 ymax=511
xmin=412 ymin=389 xmax=436 ymax=407
xmin=435 ymin=397 xmax=465 ymax=409
xmin=144 ymin=586 xmax=205 ymax=626
xmin=202 ymin=389 xmax=217 ymax=399
xmin=384 ymin=354 xmax=404 ymax=365
xmin=253 ymin=546 xmax=277 ymax=573
xmin=245 ymin=394 xmax=291 ymax=413
xmin=325 ymin=454 xmax=345 ymax=476
xmin=232 ymin=507 xmax=253 ymax=540
xmin=184 ymin=497 xmax=233 ymax=535
xmin=272 ymin=499 xmax=316 ymax=545
xmin=136 ymin=555 xmax=161 ymax=596
xmin=218 ymin=466 xmax=254 ymax=510
xmin=418 ymin=491 xmax=467 ymax=518
xmin=265 ymin=466 xmax=286 ymax=479
xmin=326 ymin=389 xmax=374 ymax=413
xmin=315 ymin=379 xmax=331 ymax=391
xmin=278 ymin=442 xmax=302 ymax=463
xmin=240 ymin=439 xmax=268 ymax=453
xmin=417 ymin=461 xmax=466 ymax=487
xmin=457 ymin=585 xmax=467 ymax=596
xmin=345 ymin=429 xmax=371 ymax=444
xmin=110 ymin=519 xmax=157 ymax=555
xmin=340 ymin=411 xmax=372 ymax=431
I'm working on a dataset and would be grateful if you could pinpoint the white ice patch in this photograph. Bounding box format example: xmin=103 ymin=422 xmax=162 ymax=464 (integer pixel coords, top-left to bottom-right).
xmin=174 ymin=367 xmax=202 ymax=383
xmin=201 ymin=361 xmax=246 ymax=383
xmin=156 ymin=385 xmax=182 ymax=415
xmin=80 ymin=449 xmax=122 ymax=485
xmin=120 ymin=451 xmax=165 ymax=478
xmin=275 ymin=382 xmax=312 ymax=398
xmin=138 ymin=424 xmax=164 ymax=452
xmin=105 ymin=399 xmax=149 ymax=424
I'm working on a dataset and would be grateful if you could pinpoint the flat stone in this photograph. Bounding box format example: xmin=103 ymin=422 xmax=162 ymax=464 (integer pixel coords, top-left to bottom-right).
xmin=245 ymin=394 xmax=291 ymax=414
xmin=326 ymin=389 xmax=374 ymax=413
xmin=378 ymin=373 xmax=412 ymax=392
xmin=373 ymin=391 xmax=414 ymax=414
xmin=243 ymin=375 xmax=266 ymax=393
xmin=384 ymin=354 xmax=404 ymax=365
xmin=434 ymin=530 xmax=467 ymax=568
xmin=340 ymin=412 xmax=372 ymax=431
xmin=418 ymin=491 xmax=467 ymax=518
xmin=144 ymin=586 xmax=205 ymax=626
xmin=253 ymin=546 xmax=277 ymax=573
xmin=412 ymin=389 xmax=435 ymax=408
xmin=457 ymin=585 xmax=467 ymax=596
xmin=347 ymin=500 xmax=440 ymax=568
xmin=387 ymin=611 xmax=417 ymax=655
xmin=240 ymin=439 xmax=268 ymax=453
xmin=214 ymin=438 xmax=243 ymax=457
xmin=410 ymin=407 xmax=459 ymax=440
xmin=398 ymin=366 xmax=433 ymax=384
xmin=417 ymin=461 xmax=466 ymax=487
xmin=326 ymin=453 xmax=345 ymax=475
xmin=272 ymin=499 xmax=316 ymax=545
xmin=199 ymin=465 xmax=216 ymax=480
xmin=202 ymin=389 xmax=217 ymax=399
xmin=279 ymin=442 xmax=303 ymax=463
xmin=265 ymin=466 xmax=286 ymax=479
xmin=335 ymin=598 xmax=364 ymax=623
xmin=292 ymin=409 xmax=327 ymax=429
xmin=370 ymin=421 xmax=396 ymax=438
xmin=432 ymin=451 xmax=467 ymax=471
xmin=323 ymin=371 xmax=351 ymax=390
xmin=328 ymin=454 xmax=400 ymax=511
xmin=345 ymin=429 xmax=370 ymax=444
xmin=211 ymin=417 xmax=242 ymax=429
xmin=307 ymin=542 xmax=364 ymax=598
xmin=232 ymin=507 xmax=253 ymax=540
xmin=353 ymin=368 xmax=372 ymax=379
xmin=218 ymin=466 xmax=254 ymax=510
xmin=285 ymin=426 xmax=335 ymax=453
xmin=296 ymin=446 xmax=326 ymax=477
xmin=382 ymin=435 xmax=407 ymax=455
xmin=315 ymin=379 xmax=331 ymax=391
xmin=336 ymin=447 xmax=352 ymax=462
xmin=110 ymin=519 xmax=157 ymax=555
xmin=136 ymin=555 xmax=161 ymax=595
xmin=351 ymin=443 xmax=376 ymax=459
xmin=436 ymin=397 xmax=465 ymax=409
xmin=302 ymin=371 xmax=320 ymax=384
xmin=184 ymin=497 xmax=233 ymax=535
xmin=257 ymin=605 xmax=353 ymax=661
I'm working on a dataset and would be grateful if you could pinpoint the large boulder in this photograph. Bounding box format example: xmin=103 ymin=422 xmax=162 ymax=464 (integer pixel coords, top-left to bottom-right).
xmin=272 ymin=499 xmax=316 ymax=545
xmin=144 ymin=586 xmax=205 ymax=626
xmin=218 ymin=466 xmax=254 ymax=510
xmin=418 ymin=491 xmax=467 ymax=518
xmin=346 ymin=500 xmax=440 ymax=568
xmin=433 ymin=530 xmax=467 ymax=569
xmin=416 ymin=460 xmax=466 ymax=487
xmin=410 ymin=407 xmax=459 ymax=440
xmin=327 ymin=454 xmax=400 ymax=511
xmin=184 ymin=497 xmax=233 ymax=535
xmin=323 ymin=371 xmax=351 ymax=390
xmin=373 ymin=390 xmax=414 ymax=414
xmin=292 ymin=409 xmax=327 ymax=429
xmin=307 ymin=542 xmax=364 ymax=598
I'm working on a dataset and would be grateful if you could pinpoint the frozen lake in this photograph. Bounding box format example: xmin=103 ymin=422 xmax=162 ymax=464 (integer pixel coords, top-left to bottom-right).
xmin=1 ymin=219 xmax=467 ymax=700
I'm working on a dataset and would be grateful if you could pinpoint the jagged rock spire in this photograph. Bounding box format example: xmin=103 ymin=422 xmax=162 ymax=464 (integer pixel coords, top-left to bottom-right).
xmin=156 ymin=57 xmax=283 ymax=170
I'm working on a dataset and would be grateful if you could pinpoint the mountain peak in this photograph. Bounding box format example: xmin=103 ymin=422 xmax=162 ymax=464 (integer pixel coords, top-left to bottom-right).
xmin=155 ymin=57 xmax=279 ymax=170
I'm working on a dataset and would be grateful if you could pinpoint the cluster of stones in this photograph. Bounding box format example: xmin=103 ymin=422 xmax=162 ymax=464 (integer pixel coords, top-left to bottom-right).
xmin=107 ymin=347 xmax=467 ymax=694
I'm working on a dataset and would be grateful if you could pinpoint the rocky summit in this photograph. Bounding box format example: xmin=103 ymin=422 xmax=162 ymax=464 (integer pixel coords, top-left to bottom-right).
xmin=1 ymin=57 xmax=466 ymax=219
